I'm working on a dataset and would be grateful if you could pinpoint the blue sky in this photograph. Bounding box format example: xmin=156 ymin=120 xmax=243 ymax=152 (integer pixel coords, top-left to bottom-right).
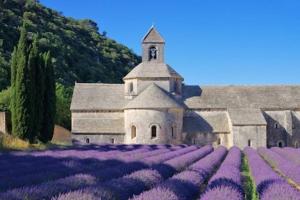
xmin=40 ymin=0 xmax=300 ymax=85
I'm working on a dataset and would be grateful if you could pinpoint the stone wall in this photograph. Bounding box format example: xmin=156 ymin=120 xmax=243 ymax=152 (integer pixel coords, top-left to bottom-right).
xmin=264 ymin=111 xmax=292 ymax=147
xmin=292 ymin=111 xmax=300 ymax=148
xmin=232 ymin=125 xmax=266 ymax=148
xmin=71 ymin=112 xmax=124 ymax=134
xmin=0 ymin=112 xmax=7 ymax=134
xmin=124 ymin=108 xmax=183 ymax=144
xmin=72 ymin=133 xmax=124 ymax=144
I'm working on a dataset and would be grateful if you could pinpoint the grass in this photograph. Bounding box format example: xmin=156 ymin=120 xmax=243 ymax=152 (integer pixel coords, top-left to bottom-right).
xmin=0 ymin=132 xmax=70 ymax=151
xmin=241 ymin=153 xmax=259 ymax=200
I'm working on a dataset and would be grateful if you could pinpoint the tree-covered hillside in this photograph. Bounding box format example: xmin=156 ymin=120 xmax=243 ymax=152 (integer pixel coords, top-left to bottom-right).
xmin=0 ymin=0 xmax=141 ymax=91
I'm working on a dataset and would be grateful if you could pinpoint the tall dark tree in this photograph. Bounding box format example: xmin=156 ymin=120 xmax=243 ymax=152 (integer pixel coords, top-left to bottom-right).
xmin=39 ymin=52 xmax=55 ymax=142
xmin=13 ymin=26 xmax=34 ymax=142
xmin=10 ymin=47 xmax=18 ymax=135
xmin=12 ymin=25 xmax=34 ymax=140
xmin=27 ymin=37 xmax=40 ymax=141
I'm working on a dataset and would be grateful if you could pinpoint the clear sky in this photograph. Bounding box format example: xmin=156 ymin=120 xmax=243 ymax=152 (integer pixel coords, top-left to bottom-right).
xmin=40 ymin=0 xmax=300 ymax=85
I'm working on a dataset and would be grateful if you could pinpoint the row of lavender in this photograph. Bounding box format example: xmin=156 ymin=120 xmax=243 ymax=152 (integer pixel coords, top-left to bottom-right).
xmin=0 ymin=145 xmax=204 ymax=199
xmin=0 ymin=145 xmax=299 ymax=200
xmin=245 ymin=147 xmax=300 ymax=200
xmin=0 ymin=145 xmax=189 ymax=191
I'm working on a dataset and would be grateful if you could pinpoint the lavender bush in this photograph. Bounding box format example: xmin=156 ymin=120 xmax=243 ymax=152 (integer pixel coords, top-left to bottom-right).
xmin=131 ymin=147 xmax=227 ymax=200
xmin=0 ymin=147 xmax=172 ymax=191
xmin=244 ymin=147 xmax=300 ymax=200
xmin=0 ymin=146 xmax=196 ymax=199
xmin=271 ymin=147 xmax=300 ymax=165
xmin=200 ymin=147 xmax=243 ymax=200
xmin=53 ymin=146 xmax=213 ymax=200
xmin=258 ymin=147 xmax=300 ymax=185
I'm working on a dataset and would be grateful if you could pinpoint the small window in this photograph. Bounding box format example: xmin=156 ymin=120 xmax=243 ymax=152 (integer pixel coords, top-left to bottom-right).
xmin=176 ymin=81 xmax=181 ymax=94
xmin=111 ymin=138 xmax=115 ymax=144
xmin=129 ymin=82 xmax=133 ymax=93
xmin=85 ymin=138 xmax=90 ymax=144
xmin=171 ymin=126 xmax=176 ymax=139
xmin=277 ymin=141 xmax=284 ymax=148
xmin=151 ymin=125 xmax=157 ymax=139
xmin=295 ymin=142 xmax=299 ymax=148
xmin=192 ymin=138 xmax=196 ymax=144
xmin=217 ymin=138 xmax=221 ymax=145
xmin=292 ymin=124 xmax=296 ymax=129
xmin=274 ymin=123 xmax=279 ymax=129
xmin=131 ymin=125 xmax=136 ymax=139
xmin=248 ymin=139 xmax=252 ymax=147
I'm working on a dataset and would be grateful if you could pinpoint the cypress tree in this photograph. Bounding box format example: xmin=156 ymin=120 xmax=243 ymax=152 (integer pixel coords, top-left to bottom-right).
xmin=11 ymin=24 xmax=56 ymax=143
xmin=10 ymin=47 xmax=17 ymax=135
xmin=39 ymin=52 xmax=55 ymax=143
xmin=27 ymin=37 xmax=39 ymax=141
xmin=35 ymin=52 xmax=45 ymax=140
xmin=11 ymin=25 xmax=32 ymax=140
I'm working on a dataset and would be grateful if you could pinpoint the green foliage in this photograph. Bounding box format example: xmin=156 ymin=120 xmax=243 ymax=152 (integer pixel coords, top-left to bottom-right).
xmin=0 ymin=0 xmax=141 ymax=92
xmin=241 ymin=154 xmax=258 ymax=200
xmin=11 ymin=24 xmax=56 ymax=143
xmin=39 ymin=51 xmax=56 ymax=143
xmin=11 ymin=25 xmax=34 ymax=141
xmin=55 ymin=83 xmax=72 ymax=130
xmin=0 ymin=88 xmax=10 ymax=112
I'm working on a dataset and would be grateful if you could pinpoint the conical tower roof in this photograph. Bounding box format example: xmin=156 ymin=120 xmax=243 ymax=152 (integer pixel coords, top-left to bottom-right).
xmin=142 ymin=26 xmax=165 ymax=43
xmin=125 ymin=83 xmax=182 ymax=109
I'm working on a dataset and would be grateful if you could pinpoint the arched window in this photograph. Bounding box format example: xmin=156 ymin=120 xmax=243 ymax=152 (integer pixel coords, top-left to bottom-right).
xmin=128 ymin=82 xmax=133 ymax=93
xmin=151 ymin=125 xmax=157 ymax=138
xmin=131 ymin=125 xmax=136 ymax=139
xmin=217 ymin=138 xmax=221 ymax=145
xmin=171 ymin=126 xmax=176 ymax=139
xmin=149 ymin=46 xmax=157 ymax=60
xmin=277 ymin=141 xmax=284 ymax=148
xmin=111 ymin=138 xmax=115 ymax=144
xmin=274 ymin=123 xmax=279 ymax=129
xmin=85 ymin=138 xmax=90 ymax=144
xmin=248 ymin=139 xmax=252 ymax=147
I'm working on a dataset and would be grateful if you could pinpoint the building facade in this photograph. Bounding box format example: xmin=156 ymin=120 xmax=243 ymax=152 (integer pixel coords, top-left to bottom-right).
xmin=71 ymin=27 xmax=300 ymax=149
xmin=0 ymin=112 xmax=8 ymax=134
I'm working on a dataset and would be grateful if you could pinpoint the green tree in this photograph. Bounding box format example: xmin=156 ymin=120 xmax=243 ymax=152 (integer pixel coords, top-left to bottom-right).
xmin=12 ymin=25 xmax=34 ymax=141
xmin=39 ymin=52 xmax=55 ymax=142
xmin=55 ymin=83 xmax=72 ymax=130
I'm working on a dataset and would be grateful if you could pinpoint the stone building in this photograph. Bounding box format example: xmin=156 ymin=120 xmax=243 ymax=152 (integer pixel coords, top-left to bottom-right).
xmin=0 ymin=112 xmax=8 ymax=134
xmin=71 ymin=27 xmax=300 ymax=148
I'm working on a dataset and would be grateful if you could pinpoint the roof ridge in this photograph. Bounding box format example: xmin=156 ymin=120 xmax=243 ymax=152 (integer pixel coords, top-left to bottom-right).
xmin=75 ymin=83 xmax=124 ymax=86
xmin=124 ymin=83 xmax=182 ymax=109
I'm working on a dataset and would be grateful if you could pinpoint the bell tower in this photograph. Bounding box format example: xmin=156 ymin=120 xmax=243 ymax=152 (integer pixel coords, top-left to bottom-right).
xmin=142 ymin=26 xmax=165 ymax=63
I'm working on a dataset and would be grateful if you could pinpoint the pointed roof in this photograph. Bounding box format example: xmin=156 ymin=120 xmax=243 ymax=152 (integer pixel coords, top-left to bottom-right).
xmin=125 ymin=84 xmax=182 ymax=109
xmin=123 ymin=62 xmax=183 ymax=80
xmin=142 ymin=26 xmax=165 ymax=43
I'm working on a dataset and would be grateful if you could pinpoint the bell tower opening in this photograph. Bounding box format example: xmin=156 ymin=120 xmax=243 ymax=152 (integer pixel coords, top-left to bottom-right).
xmin=142 ymin=26 xmax=165 ymax=63
xmin=149 ymin=46 xmax=157 ymax=61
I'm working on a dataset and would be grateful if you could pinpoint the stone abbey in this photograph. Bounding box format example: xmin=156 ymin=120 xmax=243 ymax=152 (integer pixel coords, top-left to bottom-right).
xmin=71 ymin=27 xmax=300 ymax=148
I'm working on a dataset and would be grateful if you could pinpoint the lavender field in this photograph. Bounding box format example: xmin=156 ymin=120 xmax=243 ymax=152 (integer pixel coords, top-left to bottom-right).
xmin=0 ymin=145 xmax=300 ymax=200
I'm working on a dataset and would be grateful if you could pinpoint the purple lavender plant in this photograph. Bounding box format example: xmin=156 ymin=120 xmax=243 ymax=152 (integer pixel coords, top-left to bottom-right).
xmin=53 ymin=146 xmax=213 ymax=200
xmin=244 ymin=147 xmax=300 ymax=200
xmin=200 ymin=147 xmax=243 ymax=200
xmin=0 ymin=146 xmax=199 ymax=199
xmin=131 ymin=147 xmax=227 ymax=200
xmin=258 ymin=147 xmax=300 ymax=185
